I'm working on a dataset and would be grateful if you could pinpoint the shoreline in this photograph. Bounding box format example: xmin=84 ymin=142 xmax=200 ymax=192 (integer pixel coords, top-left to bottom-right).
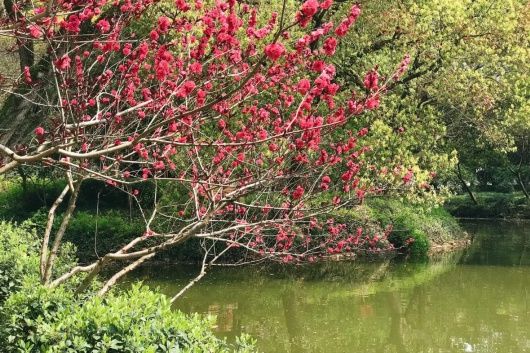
xmin=428 ymin=236 xmax=472 ymax=256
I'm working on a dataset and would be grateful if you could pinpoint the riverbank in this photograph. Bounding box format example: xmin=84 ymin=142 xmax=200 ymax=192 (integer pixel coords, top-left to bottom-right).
xmin=0 ymin=178 xmax=467 ymax=262
xmin=445 ymin=192 xmax=530 ymax=220
xmin=346 ymin=198 xmax=467 ymax=259
xmin=0 ymin=221 xmax=257 ymax=352
xmin=428 ymin=238 xmax=472 ymax=255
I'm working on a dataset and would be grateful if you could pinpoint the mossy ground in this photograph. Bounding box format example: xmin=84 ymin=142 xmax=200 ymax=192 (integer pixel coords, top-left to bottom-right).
xmin=335 ymin=198 xmax=465 ymax=260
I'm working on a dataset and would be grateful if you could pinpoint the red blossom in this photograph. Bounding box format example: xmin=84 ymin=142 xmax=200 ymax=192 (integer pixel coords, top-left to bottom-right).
xmin=54 ymin=55 xmax=71 ymax=71
xmin=189 ymin=62 xmax=202 ymax=74
xmin=157 ymin=16 xmax=172 ymax=33
xmin=300 ymin=0 xmax=319 ymax=17
xmin=153 ymin=160 xmax=166 ymax=171
xmin=264 ymin=43 xmax=285 ymax=61
xmin=176 ymin=0 xmax=190 ymax=11
xmin=28 ymin=25 xmax=43 ymax=38
xmin=357 ymin=127 xmax=369 ymax=137
xmin=292 ymin=185 xmax=305 ymax=200
xmin=363 ymin=69 xmax=379 ymax=91
xmin=393 ymin=54 xmax=411 ymax=80
xmin=150 ymin=30 xmax=159 ymax=41
xmin=365 ymin=95 xmax=380 ymax=110
xmin=349 ymin=4 xmax=361 ymax=20
xmin=34 ymin=126 xmax=45 ymax=136
xmin=403 ymin=170 xmax=414 ymax=184
xmin=62 ymin=14 xmax=81 ymax=33
xmin=320 ymin=0 xmax=333 ymax=10
xmin=297 ymin=78 xmax=311 ymax=94
xmin=178 ymin=80 xmax=196 ymax=97
xmin=96 ymin=19 xmax=111 ymax=33
xmin=356 ymin=189 xmax=365 ymax=200
xmin=23 ymin=66 xmax=32 ymax=84
xmin=323 ymin=37 xmax=337 ymax=55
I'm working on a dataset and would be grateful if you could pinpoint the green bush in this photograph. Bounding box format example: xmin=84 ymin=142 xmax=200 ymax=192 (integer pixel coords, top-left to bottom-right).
xmin=366 ymin=198 xmax=462 ymax=259
xmin=64 ymin=211 xmax=146 ymax=260
xmin=408 ymin=229 xmax=430 ymax=259
xmin=0 ymin=221 xmax=78 ymax=305
xmin=0 ymin=284 xmax=75 ymax=351
xmin=326 ymin=198 xmax=462 ymax=259
xmin=0 ymin=222 xmax=40 ymax=303
xmin=1 ymin=284 xmax=256 ymax=353
xmin=386 ymin=215 xmax=429 ymax=260
xmin=0 ymin=179 xmax=66 ymax=221
xmin=0 ymin=178 xmax=157 ymax=222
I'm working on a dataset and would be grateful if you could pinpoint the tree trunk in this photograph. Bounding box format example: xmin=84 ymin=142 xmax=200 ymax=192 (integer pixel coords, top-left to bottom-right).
xmin=0 ymin=56 xmax=54 ymax=147
xmin=0 ymin=3 xmax=112 ymax=147
xmin=17 ymin=166 xmax=28 ymax=192
xmin=516 ymin=172 xmax=529 ymax=199
xmin=456 ymin=163 xmax=478 ymax=205
xmin=4 ymin=0 xmax=35 ymax=71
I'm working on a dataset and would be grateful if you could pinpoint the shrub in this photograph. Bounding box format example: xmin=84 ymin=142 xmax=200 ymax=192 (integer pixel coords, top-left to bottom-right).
xmin=0 ymin=179 xmax=64 ymax=221
xmin=64 ymin=211 xmax=146 ymax=260
xmin=0 ymin=222 xmax=40 ymax=304
xmin=0 ymin=284 xmax=74 ymax=351
xmin=0 ymin=221 xmax=78 ymax=305
xmin=366 ymin=198 xmax=461 ymax=259
xmin=408 ymin=229 xmax=430 ymax=260
xmin=0 ymin=178 xmax=157 ymax=222
xmin=1 ymin=284 xmax=256 ymax=353
xmin=386 ymin=216 xmax=429 ymax=260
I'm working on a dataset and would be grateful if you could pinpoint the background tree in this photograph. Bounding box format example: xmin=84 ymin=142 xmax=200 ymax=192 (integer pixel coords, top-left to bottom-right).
xmin=326 ymin=0 xmax=529 ymax=200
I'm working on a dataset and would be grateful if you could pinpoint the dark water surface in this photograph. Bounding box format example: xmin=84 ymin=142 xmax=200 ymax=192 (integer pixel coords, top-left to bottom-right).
xmin=132 ymin=221 xmax=530 ymax=353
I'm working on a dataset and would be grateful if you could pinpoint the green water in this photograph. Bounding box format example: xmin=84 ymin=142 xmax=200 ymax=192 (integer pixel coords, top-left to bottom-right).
xmin=133 ymin=221 xmax=530 ymax=353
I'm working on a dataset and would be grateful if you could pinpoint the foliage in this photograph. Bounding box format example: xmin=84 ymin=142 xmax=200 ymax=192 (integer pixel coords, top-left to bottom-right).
xmin=0 ymin=222 xmax=40 ymax=304
xmin=0 ymin=284 xmax=75 ymax=352
xmin=0 ymin=178 xmax=157 ymax=222
xmin=330 ymin=0 xmax=529 ymax=198
xmin=65 ymin=211 xmax=146 ymax=260
xmin=327 ymin=197 xmax=462 ymax=259
xmin=445 ymin=192 xmax=530 ymax=219
xmin=26 ymin=209 xmax=146 ymax=262
xmin=0 ymin=178 xmax=66 ymax=221
xmin=367 ymin=198 xmax=462 ymax=258
xmin=0 ymin=221 xmax=77 ymax=305
xmin=1 ymin=284 xmax=256 ymax=353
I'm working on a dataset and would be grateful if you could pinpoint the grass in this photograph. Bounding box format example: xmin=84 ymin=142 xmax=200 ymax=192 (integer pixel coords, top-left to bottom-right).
xmin=0 ymin=178 xmax=148 ymax=262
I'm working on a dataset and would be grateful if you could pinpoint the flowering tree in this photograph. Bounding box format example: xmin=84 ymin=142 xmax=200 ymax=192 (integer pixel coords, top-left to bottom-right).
xmin=0 ymin=0 xmax=411 ymax=300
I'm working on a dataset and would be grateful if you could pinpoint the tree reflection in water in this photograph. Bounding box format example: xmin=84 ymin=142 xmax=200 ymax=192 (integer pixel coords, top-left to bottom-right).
xmin=132 ymin=221 xmax=530 ymax=353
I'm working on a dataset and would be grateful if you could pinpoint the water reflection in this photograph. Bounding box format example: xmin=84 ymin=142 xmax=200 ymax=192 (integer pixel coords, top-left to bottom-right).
xmin=132 ymin=221 xmax=530 ymax=353
xmin=281 ymin=288 xmax=304 ymax=353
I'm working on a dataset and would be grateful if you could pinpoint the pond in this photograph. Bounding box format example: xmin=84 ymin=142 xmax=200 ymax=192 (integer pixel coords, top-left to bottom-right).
xmin=131 ymin=221 xmax=530 ymax=353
